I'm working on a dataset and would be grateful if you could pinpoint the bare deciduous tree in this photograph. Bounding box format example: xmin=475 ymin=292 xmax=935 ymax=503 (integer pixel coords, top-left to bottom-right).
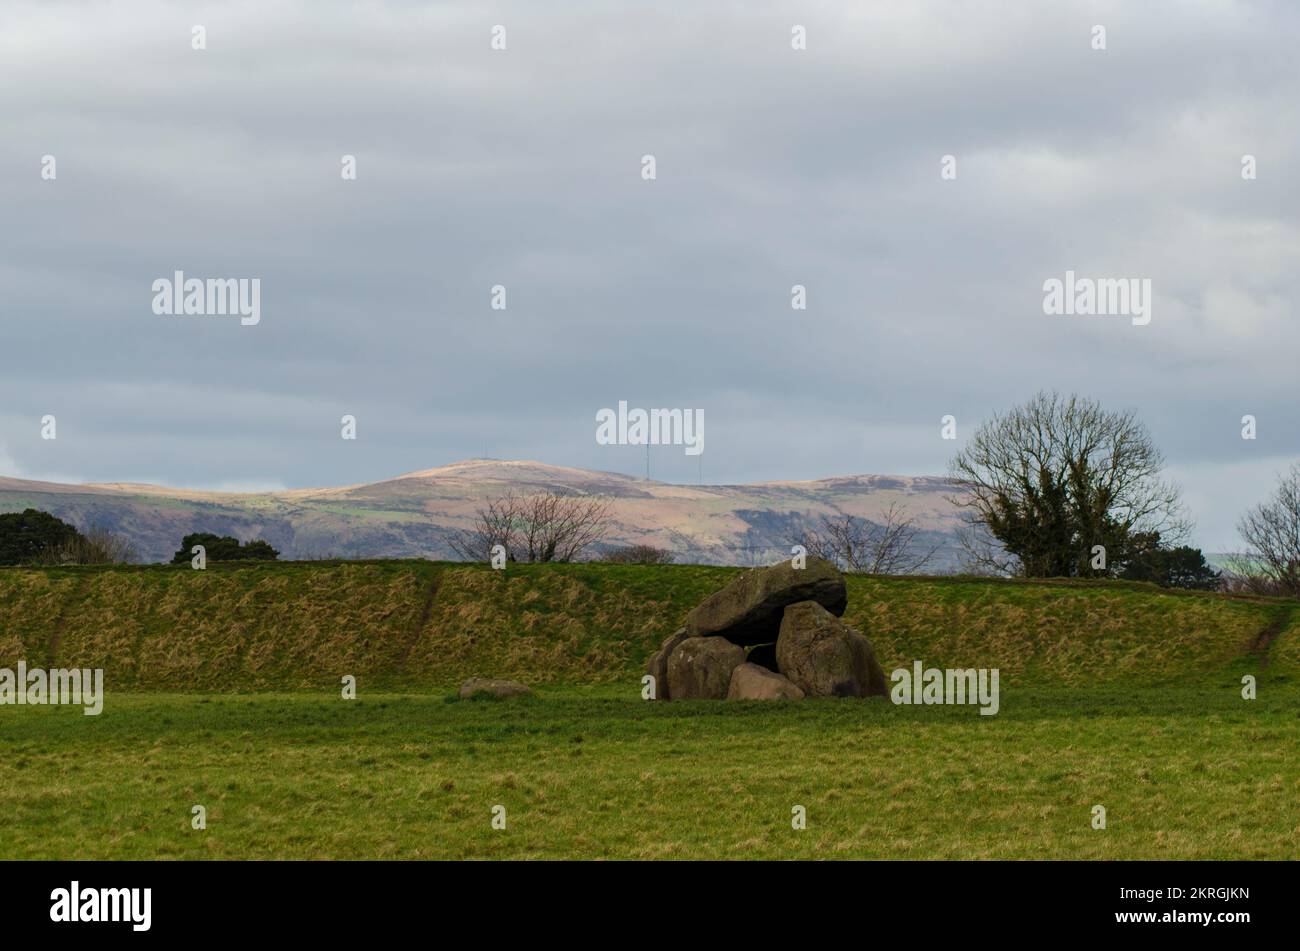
xmin=1231 ymin=463 xmax=1300 ymax=597
xmin=449 ymin=491 xmax=613 ymax=563
xmin=948 ymin=391 xmax=1187 ymax=578
xmin=600 ymin=544 xmax=675 ymax=564
xmin=791 ymin=503 xmax=937 ymax=574
xmin=953 ymin=519 xmax=1014 ymax=576
xmin=449 ymin=494 xmax=525 ymax=562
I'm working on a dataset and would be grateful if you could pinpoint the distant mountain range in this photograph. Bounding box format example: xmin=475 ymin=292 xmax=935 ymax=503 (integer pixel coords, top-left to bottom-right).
xmin=0 ymin=459 xmax=968 ymax=567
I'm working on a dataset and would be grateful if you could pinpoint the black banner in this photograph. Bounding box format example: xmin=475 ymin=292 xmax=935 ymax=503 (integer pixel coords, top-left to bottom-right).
xmin=0 ymin=860 xmax=1280 ymax=938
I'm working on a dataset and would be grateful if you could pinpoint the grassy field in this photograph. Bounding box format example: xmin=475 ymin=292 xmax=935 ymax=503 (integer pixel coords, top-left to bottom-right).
xmin=1 ymin=561 xmax=1298 ymax=859
xmin=2 ymin=682 xmax=1296 ymax=860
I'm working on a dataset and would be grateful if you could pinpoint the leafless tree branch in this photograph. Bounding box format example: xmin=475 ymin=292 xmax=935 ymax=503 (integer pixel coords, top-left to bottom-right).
xmin=449 ymin=491 xmax=614 ymax=563
xmin=1234 ymin=462 xmax=1300 ymax=596
xmin=790 ymin=503 xmax=937 ymax=574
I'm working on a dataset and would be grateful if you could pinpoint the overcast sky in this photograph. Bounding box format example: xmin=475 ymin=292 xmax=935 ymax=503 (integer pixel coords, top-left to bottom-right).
xmin=1 ymin=0 xmax=1296 ymax=550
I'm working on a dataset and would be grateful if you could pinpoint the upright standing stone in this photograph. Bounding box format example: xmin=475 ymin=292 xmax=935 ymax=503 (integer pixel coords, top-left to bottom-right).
xmin=776 ymin=600 xmax=887 ymax=698
xmin=644 ymin=627 xmax=691 ymax=700
xmin=667 ymin=636 xmax=746 ymax=700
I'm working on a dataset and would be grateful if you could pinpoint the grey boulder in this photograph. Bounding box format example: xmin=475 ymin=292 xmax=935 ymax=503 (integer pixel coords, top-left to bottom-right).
xmin=667 ymin=636 xmax=746 ymax=700
xmin=458 ymin=677 xmax=533 ymax=699
xmin=727 ymin=662 xmax=805 ymax=701
xmin=684 ymin=556 xmax=847 ymax=646
xmin=775 ymin=600 xmax=887 ymax=698
xmin=644 ymin=627 xmax=692 ymax=700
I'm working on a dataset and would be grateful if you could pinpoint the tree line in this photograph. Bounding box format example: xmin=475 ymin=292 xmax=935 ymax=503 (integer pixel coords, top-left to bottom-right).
xmin=0 ymin=513 xmax=278 ymax=567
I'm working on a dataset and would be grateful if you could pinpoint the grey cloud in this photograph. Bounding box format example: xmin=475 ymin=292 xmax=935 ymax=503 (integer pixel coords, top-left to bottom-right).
xmin=1 ymin=0 xmax=1296 ymax=549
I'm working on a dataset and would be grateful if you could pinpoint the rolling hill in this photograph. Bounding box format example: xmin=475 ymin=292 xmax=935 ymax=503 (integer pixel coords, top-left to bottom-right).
xmin=0 ymin=459 xmax=966 ymax=566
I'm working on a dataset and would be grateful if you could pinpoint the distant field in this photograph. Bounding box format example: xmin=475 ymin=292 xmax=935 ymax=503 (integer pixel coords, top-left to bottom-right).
xmin=1 ymin=562 xmax=1296 ymax=859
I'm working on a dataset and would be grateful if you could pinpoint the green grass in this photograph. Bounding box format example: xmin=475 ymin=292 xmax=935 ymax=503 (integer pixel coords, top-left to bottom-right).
xmin=1 ymin=561 xmax=1297 ymax=859
xmin=1 ymin=679 xmax=1296 ymax=860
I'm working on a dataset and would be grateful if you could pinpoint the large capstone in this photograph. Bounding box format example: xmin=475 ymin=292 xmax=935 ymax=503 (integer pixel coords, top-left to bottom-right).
xmin=684 ymin=557 xmax=847 ymax=646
